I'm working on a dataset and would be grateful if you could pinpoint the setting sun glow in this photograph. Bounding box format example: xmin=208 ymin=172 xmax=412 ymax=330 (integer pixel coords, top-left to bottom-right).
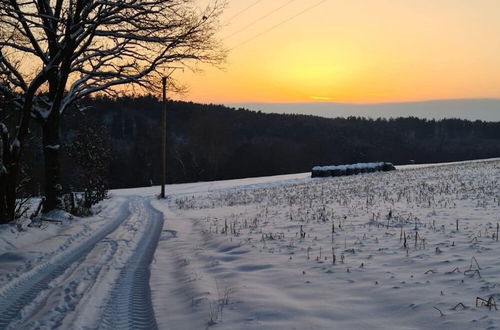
xmin=176 ymin=0 xmax=500 ymax=104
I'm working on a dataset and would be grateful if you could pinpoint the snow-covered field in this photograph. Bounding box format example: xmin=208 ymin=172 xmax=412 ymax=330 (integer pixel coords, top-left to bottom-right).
xmin=1 ymin=158 xmax=499 ymax=329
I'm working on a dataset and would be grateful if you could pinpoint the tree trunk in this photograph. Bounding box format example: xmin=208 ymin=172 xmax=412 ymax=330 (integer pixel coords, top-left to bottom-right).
xmin=0 ymin=64 xmax=54 ymax=222
xmin=42 ymin=115 xmax=63 ymax=213
xmin=0 ymin=125 xmax=16 ymax=224
xmin=0 ymin=172 xmax=7 ymax=223
xmin=0 ymin=177 xmax=14 ymax=224
xmin=0 ymin=129 xmax=6 ymax=223
xmin=0 ymin=164 xmax=18 ymax=224
xmin=4 ymin=168 xmax=17 ymax=222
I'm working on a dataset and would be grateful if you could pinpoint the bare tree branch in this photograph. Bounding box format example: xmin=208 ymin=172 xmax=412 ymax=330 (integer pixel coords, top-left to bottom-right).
xmin=0 ymin=0 xmax=226 ymax=213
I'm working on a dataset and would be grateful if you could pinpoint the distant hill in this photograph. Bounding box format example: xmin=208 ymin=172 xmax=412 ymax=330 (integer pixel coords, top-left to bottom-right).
xmin=23 ymin=96 xmax=500 ymax=191
xmin=232 ymin=99 xmax=500 ymax=122
xmin=62 ymin=96 xmax=500 ymax=189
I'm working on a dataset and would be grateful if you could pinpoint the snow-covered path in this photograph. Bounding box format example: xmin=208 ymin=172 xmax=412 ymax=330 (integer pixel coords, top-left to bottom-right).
xmin=0 ymin=197 xmax=163 ymax=329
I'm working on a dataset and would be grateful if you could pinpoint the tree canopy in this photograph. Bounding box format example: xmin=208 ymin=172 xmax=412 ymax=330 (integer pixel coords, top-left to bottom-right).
xmin=0 ymin=0 xmax=226 ymax=220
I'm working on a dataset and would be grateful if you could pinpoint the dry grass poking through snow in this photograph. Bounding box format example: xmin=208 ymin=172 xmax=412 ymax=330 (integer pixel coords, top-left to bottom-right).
xmin=172 ymin=160 xmax=500 ymax=329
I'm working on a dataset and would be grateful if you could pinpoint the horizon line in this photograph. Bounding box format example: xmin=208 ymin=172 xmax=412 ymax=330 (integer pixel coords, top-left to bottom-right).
xmin=222 ymin=97 xmax=500 ymax=106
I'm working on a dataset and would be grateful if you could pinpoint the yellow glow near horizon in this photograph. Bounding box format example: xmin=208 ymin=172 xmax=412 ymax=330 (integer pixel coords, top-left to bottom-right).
xmin=311 ymin=96 xmax=332 ymax=101
xmin=174 ymin=0 xmax=500 ymax=104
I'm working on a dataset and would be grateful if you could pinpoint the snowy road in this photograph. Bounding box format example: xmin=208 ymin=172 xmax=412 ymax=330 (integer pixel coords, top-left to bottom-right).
xmin=0 ymin=197 xmax=163 ymax=329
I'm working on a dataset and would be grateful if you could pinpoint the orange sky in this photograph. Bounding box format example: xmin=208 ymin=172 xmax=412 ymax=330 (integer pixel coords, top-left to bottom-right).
xmin=174 ymin=0 xmax=500 ymax=104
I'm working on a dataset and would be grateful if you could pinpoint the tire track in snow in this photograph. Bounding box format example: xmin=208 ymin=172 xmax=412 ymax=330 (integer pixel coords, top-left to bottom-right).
xmin=99 ymin=198 xmax=164 ymax=330
xmin=11 ymin=239 xmax=119 ymax=329
xmin=0 ymin=198 xmax=124 ymax=286
xmin=0 ymin=200 xmax=131 ymax=329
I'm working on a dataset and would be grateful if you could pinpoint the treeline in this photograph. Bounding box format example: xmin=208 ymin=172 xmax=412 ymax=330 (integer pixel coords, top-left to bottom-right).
xmin=23 ymin=95 xmax=500 ymax=191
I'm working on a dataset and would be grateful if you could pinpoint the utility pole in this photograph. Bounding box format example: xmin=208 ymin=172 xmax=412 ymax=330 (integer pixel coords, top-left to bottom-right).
xmin=159 ymin=68 xmax=183 ymax=198
xmin=160 ymin=77 xmax=167 ymax=198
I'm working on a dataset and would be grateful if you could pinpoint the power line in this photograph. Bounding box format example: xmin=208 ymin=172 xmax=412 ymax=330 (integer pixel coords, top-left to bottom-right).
xmin=226 ymin=0 xmax=264 ymax=23
xmin=230 ymin=0 xmax=329 ymax=50
xmin=225 ymin=0 xmax=298 ymax=39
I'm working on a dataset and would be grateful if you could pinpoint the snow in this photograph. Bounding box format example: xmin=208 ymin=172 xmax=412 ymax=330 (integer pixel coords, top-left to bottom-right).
xmin=0 ymin=158 xmax=500 ymax=329
xmin=312 ymin=162 xmax=386 ymax=171
xmin=44 ymin=144 xmax=61 ymax=150
xmin=113 ymin=172 xmax=312 ymax=198
xmin=0 ymin=123 xmax=8 ymax=135
xmin=146 ymin=158 xmax=500 ymax=329
xmin=10 ymin=139 xmax=20 ymax=150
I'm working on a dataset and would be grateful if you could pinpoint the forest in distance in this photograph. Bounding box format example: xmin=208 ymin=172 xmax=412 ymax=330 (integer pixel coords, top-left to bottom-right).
xmin=21 ymin=95 xmax=500 ymax=193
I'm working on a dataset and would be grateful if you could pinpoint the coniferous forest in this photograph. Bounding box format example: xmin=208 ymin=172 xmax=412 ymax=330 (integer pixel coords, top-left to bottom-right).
xmin=19 ymin=95 xmax=500 ymax=192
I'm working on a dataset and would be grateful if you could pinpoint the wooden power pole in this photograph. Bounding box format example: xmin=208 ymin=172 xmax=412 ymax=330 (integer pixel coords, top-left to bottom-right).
xmin=160 ymin=77 xmax=167 ymax=198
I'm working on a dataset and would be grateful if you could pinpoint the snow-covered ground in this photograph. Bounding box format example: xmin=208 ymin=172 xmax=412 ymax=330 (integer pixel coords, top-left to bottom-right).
xmin=1 ymin=158 xmax=499 ymax=329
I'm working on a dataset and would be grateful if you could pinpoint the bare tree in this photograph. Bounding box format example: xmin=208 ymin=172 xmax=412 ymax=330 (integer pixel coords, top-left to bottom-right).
xmin=0 ymin=0 xmax=226 ymax=215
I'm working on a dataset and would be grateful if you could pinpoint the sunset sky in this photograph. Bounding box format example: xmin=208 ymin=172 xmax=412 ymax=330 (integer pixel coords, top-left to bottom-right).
xmin=174 ymin=0 xmax=500 ymax=104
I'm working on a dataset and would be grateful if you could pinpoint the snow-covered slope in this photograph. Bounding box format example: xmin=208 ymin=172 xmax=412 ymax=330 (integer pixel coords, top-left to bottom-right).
xmin=0 ymin=157 xmax=499 ymax=329
xmin=143 ymin=158 xmax=500 ymax=330
xmin=114 ymin=157 xmax=500 ymax=198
